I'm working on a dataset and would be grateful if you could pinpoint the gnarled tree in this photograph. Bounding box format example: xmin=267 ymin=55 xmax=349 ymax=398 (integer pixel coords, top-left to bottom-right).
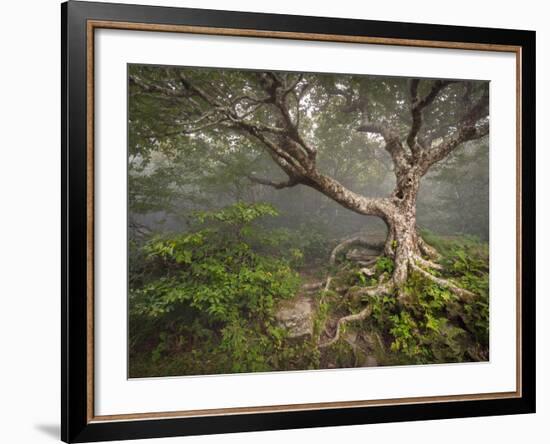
xmin=129 ymin=66 xmax=489 ymax=333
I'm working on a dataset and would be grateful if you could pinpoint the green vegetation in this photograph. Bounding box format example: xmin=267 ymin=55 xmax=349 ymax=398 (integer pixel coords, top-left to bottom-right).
xmin=130 ymin=205 xmax=489 ymax=376
xmin=318 ymin=234 xmax=489 ymax=367
xmin=129 ymin=202 xmax=320 ymax=377
xmin=127 ymin=65 xmax=491 ymax=377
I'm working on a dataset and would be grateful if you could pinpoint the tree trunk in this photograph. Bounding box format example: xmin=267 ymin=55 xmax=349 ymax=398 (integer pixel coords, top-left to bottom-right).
xmin=381 ymin=172 xmax=422 ymax=289
xmin=387 ymin=210 xmax=419 ymax=287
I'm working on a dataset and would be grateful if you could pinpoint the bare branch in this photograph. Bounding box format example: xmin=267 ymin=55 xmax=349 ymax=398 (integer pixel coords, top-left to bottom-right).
xmin=356 ymin=121 xmax=393 ymax=140
xmin=283 ymin=74 xmax=304 ymax=96
xmin=129 ymin=75 xmax=188 ymax=98
xmin=135 ymin=70 xmax=392 ymax=220
xmin=424 ymin=86 xmax=489 ymax=168
xmin=407 ymin=79 xmax=455 ymax=157
xmin=260 ymin=73 xmax=317 ymax=160
xmin=307 ymin=171 xmax=390 ymax=217
xmin=357 ymin=122 xmax=411 ymax=175
xmin=356 ymin=81 xmax=412 ymax=175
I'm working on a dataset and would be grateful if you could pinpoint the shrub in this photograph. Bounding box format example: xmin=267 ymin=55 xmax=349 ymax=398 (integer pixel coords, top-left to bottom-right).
xmin=129 ymin=202 xmax=309 ymax=377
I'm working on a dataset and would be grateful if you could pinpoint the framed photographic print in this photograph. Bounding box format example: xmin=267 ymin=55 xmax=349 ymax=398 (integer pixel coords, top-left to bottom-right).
xmin=61 ymin=1 xmax=536 ymax=442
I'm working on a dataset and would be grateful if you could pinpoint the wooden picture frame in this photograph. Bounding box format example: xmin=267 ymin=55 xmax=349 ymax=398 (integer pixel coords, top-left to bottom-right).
xmin=62 ymin=1 xmax=536 ymax=442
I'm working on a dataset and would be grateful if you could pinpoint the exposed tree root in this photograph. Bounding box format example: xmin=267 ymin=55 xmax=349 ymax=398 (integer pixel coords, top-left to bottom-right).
xmin=359 ymin=265 xmax=376 ymax=277
xmin=318 ymin=233 xmax=476 ymax=349
xmin=356 ymin=257 xmax=379 ymax=267
xmin=350 ymin=281 xmax=394 ymax=298
xmin=316 ymin=235 xmax=387 ymax=348
xmin=318 ymin=279 xmax=393 ymax=348
xmin=319 ymin=305 xmax=373 ymax=348
xmin=413 ymin=255 xmax=443 ymax=270
xmin=417 ymin=236 xmax=440 ymax=260
xmin=329 ymin=235 xmax=384 ymax=266
xmin=324 ymin=276 xmax=333 ymax=292
xmin=409 ymin=262 xmax=475 ymax=302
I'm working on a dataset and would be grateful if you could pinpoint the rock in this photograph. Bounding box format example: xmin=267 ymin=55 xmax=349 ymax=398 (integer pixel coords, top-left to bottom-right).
xmin=344 ymin=331 xmax=379 ymax=367
xmin=301 ymin=281 xmax=324 ymax=292
xmin=275 ymin=296 xmax=314 ymax=338
xmin=362 ymin=332 xmax=377 ymax=348
xmin=346 ymin=247 xmax=380 ymax=262
xmin=343 ymin=331 xmax=358 ymax=344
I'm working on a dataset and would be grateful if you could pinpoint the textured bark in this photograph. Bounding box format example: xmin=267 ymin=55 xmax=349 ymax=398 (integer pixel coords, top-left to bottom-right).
xmin=374 ymin=161 xmax=424 ymax=288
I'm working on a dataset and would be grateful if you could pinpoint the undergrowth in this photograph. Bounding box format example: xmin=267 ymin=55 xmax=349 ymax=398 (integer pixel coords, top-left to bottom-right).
xmin=129 ymin=202 xmax=320 ymax=377
xmin=317 ymin=232 xmax=489 ymax=366
xmin=130 ymin=212 xmax=489 ymax=376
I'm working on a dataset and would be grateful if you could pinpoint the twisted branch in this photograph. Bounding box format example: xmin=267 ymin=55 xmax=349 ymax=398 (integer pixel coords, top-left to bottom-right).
xmin=407 ymin=79 xmax=455 ymax=156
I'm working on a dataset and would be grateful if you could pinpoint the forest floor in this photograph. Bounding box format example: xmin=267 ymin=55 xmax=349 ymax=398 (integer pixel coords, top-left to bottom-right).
xmin=274 ymin=231 xmax=489 ymax=371
xmin=129 ymin=218 xmax=489 ymax=378
xmin=270 ymin=232 xmax=388 ymax=369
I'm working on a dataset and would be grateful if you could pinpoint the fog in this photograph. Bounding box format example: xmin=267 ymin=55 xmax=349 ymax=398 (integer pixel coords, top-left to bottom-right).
xmin=127 ymin=65 xmax=490 ymax=377
xmin=128 ymin=65 xmax=489 ymax=246
xmin=130 ymin=139 xmax=488 ymax=244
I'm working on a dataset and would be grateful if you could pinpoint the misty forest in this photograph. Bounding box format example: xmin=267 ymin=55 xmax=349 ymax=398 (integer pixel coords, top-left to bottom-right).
xmin=128 ymin=65 xmax=490 ymax=378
